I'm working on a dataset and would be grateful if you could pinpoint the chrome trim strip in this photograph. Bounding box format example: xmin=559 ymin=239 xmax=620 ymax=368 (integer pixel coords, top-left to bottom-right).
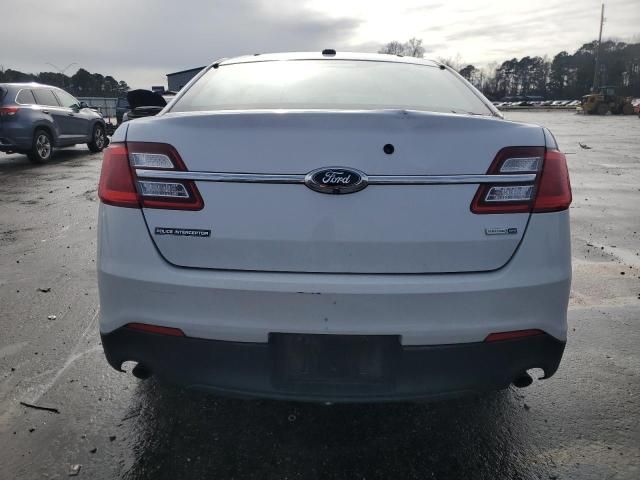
xmin=136 ymin=170 xmax=306 ymax=183
xmin=367 ymin=174 xmax=536 ymax=185
xmin=135 ymin=169 xmax=536 ymax=185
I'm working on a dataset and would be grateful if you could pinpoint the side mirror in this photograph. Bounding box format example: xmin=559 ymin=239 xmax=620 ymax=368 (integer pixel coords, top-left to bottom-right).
xmin=79 ymin=101 xmax=88 ymax=109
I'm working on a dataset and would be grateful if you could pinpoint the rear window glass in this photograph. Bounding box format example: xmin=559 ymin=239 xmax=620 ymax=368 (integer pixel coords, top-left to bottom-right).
xmin=172 ymin=60 xmax=492 ymax=115
xmin=16 ymin=89 xmax=36 ymax=104
xmin=34 ymin=89 xmax=60 ymax=107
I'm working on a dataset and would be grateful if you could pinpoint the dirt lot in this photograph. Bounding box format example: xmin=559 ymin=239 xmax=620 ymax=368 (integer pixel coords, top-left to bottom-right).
xmin=0 ymin=111 xmax=638 ymax=479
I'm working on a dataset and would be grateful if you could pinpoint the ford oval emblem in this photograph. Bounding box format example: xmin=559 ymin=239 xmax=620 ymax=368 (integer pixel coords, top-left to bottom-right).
xmin=304 ymin=167 xmax=369 ymax=194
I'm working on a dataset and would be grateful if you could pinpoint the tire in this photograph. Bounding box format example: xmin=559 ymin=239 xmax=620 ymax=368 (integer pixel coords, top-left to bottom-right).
xmin=87 ymin=124 xmax=106 ymax=153
xmin=596 ymin=103 xmax=609 ymax=115
xmin=622 ymin=103 xmax=634 ymax=115
xmin=27 ymin=129 xmax=53 ymax=163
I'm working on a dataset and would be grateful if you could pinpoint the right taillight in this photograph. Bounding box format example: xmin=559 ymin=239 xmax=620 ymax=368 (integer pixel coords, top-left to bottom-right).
xmin=532 ymin=149 xmax=572 ymax=213
xmin=98 ymin=142 xmax=203 ymax=210
xmin=471 ymin=146 xmax=571 ymax=214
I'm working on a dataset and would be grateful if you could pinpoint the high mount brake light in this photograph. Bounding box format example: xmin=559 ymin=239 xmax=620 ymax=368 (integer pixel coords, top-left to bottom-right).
xmin=471 ymin=146 xmax=571 ymax=214
xmin=97 ymin=142 xmax=204 ymax=210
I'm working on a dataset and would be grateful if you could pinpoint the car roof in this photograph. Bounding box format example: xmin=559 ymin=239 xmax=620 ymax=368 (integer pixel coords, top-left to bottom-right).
xmin=217 ymin=51 xmax=442 ymax=68
xmin=0 ymin=82 xmax=61 ymax=89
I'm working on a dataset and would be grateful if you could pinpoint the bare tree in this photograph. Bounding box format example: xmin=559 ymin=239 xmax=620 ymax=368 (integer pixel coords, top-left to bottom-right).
xmin=379 ymin=41 xmax=407 ymax=56
xmin=459 ymin=64 xmax=477 ymax=82
xmin=379 ymin=38 xmax=425 ymax=58
xmin=405 ymin=38 xmax=425 ymax=58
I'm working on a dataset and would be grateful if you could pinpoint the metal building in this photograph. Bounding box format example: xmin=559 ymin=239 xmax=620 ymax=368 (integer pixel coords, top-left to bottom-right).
xmin=166 ymin=66 xmax=205 ymax=92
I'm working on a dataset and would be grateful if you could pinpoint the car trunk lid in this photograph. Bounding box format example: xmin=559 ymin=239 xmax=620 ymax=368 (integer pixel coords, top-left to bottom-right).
xmin=127 ymin=110 xmax=544 ymax=273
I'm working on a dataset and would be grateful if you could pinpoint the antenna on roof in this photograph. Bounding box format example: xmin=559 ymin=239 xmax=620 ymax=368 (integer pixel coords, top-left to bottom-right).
xmin=322 ymin=49 xmax=336 ymax=56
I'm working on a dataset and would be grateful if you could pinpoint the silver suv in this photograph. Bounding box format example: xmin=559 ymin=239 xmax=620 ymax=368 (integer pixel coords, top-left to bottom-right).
xmin=0 ymin=82 xmax=106 ymax=163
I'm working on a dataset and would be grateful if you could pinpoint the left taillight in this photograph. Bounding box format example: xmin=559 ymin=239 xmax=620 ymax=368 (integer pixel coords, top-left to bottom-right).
xmin=98 ymin=143 xmax=139 ymax=208
xmin=125 ymin=322 xmax=185 ymax=337
xmin=0 ymin=106 xmax=19 ymax=117
xmin=98 ymin=142 xmax=203 ymax=210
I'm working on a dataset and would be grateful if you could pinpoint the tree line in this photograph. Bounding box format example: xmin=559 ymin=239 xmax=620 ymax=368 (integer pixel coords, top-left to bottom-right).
xmin=0 ymin=67 xmax=130 ymax=98
xmin=380 ymin=39 xmax=640 ymax=100
xmin=4 ymin=38 xmax=640 ymax=101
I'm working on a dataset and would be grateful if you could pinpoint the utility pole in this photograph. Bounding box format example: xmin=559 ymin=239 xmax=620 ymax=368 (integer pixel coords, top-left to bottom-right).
xmin=45 ymin=62 xmax=78 ymax=88
xmin=45 ymin=62 xmax=78 ymax=76
xmin=592 ymin=3 xmax=605 ymax=92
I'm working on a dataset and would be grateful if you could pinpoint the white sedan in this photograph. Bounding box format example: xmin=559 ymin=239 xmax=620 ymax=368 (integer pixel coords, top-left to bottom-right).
xmin=97 ymin=51 xmax=572 ymax=402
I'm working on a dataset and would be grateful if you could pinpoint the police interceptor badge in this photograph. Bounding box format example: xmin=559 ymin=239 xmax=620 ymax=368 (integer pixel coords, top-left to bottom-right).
xmin=155 ymin=227 xmax=211 ymax=238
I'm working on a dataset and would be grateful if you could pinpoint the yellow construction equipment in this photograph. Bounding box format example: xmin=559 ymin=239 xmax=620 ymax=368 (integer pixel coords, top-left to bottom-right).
xmin=581 ymin=86 xmax=635 ymax=115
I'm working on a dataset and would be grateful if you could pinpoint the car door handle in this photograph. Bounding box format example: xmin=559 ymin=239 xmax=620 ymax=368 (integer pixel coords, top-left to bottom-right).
xmin=67 ymin=112 xmax=75 ymax=116
xmin=42 ymin=110 xmax=49 ymax=114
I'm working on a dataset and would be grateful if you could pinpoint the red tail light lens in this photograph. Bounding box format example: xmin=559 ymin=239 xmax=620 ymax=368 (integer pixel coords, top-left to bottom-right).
xmin=471 ymin=146 xmax=571 ymax=214
xmin=97 ymin=142 xmax=204 ymax=210
xmin=533 ymin=149 xmax=572 ymax=212
xmin=484 ymin=329 xmax=544 ymax=342
xmin=98 ymin=143 xmax=139 ymax=208
xmin=125 ymin=323 xmax=185 ymax=337
xmin=0 ymin=106 xmax=19 ymax=116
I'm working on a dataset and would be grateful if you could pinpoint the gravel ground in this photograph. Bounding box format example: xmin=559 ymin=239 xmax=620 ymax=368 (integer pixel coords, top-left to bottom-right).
xmin=0 ymin=111 xmax=638 ymax=479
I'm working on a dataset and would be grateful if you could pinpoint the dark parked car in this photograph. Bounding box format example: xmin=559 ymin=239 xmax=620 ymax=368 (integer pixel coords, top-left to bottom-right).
xmin=0 ymin=82 xmax=107 ymax=163
xmin=120 ymin=89 xmax=175 ymax=123
xmin=115 ymin=96 xmax=130 ymax=124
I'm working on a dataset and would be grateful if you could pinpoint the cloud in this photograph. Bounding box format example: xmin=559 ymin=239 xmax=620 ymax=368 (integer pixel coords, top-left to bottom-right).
xmin=1 ymin=0 xmax=361 ymax=88
xmin=1 ymin=0 xmax=639 ymax=87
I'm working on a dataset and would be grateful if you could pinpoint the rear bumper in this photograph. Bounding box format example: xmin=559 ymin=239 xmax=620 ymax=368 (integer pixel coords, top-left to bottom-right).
xmin=0 ymin=123 xmax=31 ymax=151
xmin=101 ymin=327 xmax=565 ymax=402
xmin=98 ymin=206 xmax=572 ymax=345
xmin=0 ymin=145 xmax=20 ymax=152
xmin=0 ymin=139 xmax=21 ymax=151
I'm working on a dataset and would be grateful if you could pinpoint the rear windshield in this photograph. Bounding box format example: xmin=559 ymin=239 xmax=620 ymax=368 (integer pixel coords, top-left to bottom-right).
xmin=170 ymin=60 xmax=492 ymax=115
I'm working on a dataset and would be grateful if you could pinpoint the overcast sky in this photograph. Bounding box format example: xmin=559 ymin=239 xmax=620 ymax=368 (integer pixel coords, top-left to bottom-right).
xmin=2 ymin=0 xmax=639 ymax=89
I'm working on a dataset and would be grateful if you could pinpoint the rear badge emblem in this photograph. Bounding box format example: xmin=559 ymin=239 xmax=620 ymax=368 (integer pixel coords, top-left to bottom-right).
xmin=305 ymin=167 xmax=368 ymax=194
xmin=155 ymin=227 xmax=211 ymax=238
xmin=485 ymin=227 xmax=518 ymax=236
